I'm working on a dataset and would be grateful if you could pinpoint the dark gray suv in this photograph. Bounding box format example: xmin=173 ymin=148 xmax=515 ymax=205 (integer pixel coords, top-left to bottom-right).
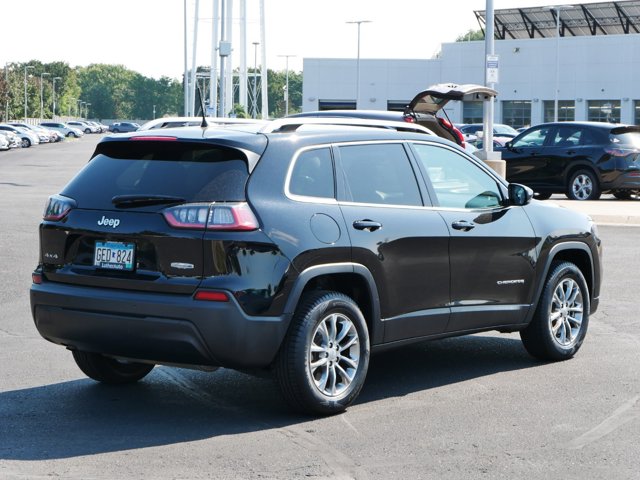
xmin=30 ymin=118 xmax=602 ymax=415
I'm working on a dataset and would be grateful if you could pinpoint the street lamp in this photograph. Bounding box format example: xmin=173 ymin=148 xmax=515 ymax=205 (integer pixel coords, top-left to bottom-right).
xmin=278 ymin=54 xmax=295 ymax=116
xmin=24 ymin=65 xmax=34 ymax=121
xmin=77 ymin=99 xmax=82 ymax=118
xmin=40 ymin=72 xmax=50 ymax=120
xmin=252 ymin=42 xmax=259 ymax=119
xmin=52 ymin=77 xmax=61 ymax=118
xmin=85 ymin=103 xmax=91 ymax=119
xmin=548 ymin=5 xmax=574 ymax=122
xmin=346 ymin=20 xmax=371 ymax=107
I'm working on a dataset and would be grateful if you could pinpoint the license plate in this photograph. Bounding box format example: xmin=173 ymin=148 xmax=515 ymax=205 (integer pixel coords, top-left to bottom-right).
xmin=94 ymin=241 xmax=135 ymax=271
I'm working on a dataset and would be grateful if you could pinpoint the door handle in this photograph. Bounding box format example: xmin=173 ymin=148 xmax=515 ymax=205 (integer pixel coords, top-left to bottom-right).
xmin=353 ymin=220 xmax=382 ymax=231
xmin=452 ymin=220 xmax=475 ymax=231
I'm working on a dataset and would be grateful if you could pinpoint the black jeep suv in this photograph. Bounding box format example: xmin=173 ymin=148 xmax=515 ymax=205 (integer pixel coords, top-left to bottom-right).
xmin=30 ymin=119 xmax=602 ymax=415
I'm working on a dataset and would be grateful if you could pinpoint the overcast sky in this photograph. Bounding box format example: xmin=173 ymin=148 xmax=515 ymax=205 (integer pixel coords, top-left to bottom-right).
xmin=2 ymin=0 xmax=575 ymax=79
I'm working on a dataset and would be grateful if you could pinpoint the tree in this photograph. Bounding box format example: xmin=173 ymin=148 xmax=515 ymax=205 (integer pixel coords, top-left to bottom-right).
xmin=266 ymin=68 xmax=302 ymax=118
xmin=456 ymin=29 xmax=485 ymax=42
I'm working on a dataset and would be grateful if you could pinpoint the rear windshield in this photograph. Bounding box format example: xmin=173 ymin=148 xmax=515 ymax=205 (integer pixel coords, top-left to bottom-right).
xmin=61 ymin=140 xmax=249 ymax=209
xmin=610 ymin=132 xmax=640 ymax=148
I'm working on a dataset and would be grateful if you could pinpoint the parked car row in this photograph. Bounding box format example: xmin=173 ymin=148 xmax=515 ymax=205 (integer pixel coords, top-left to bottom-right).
xmin=0 ymin=120 xmax=108 ymax=153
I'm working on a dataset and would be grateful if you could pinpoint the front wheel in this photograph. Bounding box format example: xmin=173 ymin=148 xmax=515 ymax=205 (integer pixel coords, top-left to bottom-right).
xmin=72 ymin=350 xmax=154 ymax=384
xmin=566 ymin=169 xmax=600 ymax=201
xmin=520 ymin=261 xmax=590 ymax=361
xmin=275 ymin=291 xmax=370 ymax=415
xmin=21 ymin=138 xmax=31 ymax=148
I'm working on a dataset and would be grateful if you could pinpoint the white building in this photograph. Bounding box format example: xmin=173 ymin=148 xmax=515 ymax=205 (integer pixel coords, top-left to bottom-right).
xmin=302 ymin=1 xmax=640 ymax=128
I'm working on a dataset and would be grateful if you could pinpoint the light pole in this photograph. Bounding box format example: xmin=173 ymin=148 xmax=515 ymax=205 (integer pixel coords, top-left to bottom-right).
xmin=52 ymin=77 xmax=61 ymax=118
xmin=24 ymin=65 xmax=34 ymax=121
xmin=252 ymin=41 xmax=259 ymax=119
xmin=77 ymin=100 xmax=82 ymax=118
xmin=85 ymin=103 xmax=91 ymax=119
xmin=549 ymin=5 xmax=574 ymax=122
xmin=278 ymin=54 xmax=295 ymax=116
xmin=346 ymin=20 xmax=371 ymax=108
xmin=40 ymin=72 xmax=50 ymax=120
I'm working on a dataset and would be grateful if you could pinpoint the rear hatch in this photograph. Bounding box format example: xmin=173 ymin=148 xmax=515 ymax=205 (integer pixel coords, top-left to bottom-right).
xmin=40 ymin=136 xmax=261 ymax=295
xmin=405 ymin=83 xmax=498 ymax=115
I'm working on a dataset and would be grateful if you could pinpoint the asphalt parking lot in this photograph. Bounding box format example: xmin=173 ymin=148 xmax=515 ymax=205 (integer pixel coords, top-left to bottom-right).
xmin=1 ymin=136 xmax=639 ymax=480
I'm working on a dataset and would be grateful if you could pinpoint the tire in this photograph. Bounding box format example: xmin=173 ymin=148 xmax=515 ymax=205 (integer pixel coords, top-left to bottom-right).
xmin=520 ymin=261 xmax=590 ymax=361
xmin=84 ymin=128 xmax=91 ymax=134
xmin=66 ymin=132 xmax=74 ymax=138
xmin=22 ymin=138 xmax=31 ymax=148
xmin=613 ymin=191 xmax=635 ymax=200
xmin=275 ymin=291 xmax=370 ymax=415
xmin=534 ymin=192 xmax=552 ymax=200
xmin=113 ymin=129 xmax=120 ymax=133
xmin=566 ymin=169 xmax=600 ymax=201
xmin=72 ymin=350 xmax=154 ymax=384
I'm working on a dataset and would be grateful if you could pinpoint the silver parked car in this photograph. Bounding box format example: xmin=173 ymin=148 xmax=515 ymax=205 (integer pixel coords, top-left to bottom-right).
xmin=40 ymin=122 xmax=84 ymax=139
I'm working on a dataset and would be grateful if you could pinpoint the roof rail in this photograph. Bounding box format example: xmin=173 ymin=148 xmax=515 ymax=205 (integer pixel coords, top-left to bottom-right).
xmin=260 ymin=117 xmax=436 ymax=135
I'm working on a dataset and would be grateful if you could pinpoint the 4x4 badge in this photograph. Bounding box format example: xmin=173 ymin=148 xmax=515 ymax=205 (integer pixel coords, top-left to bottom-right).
xmin=97 ymin=216 xmax=120 ymax=228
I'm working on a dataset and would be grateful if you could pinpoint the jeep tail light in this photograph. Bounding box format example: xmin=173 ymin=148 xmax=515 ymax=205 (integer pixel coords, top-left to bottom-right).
xmin=194 ymin=290 xmax=230 ymax=302
xmin=43 ymin=195 xmax=76 ymax=221
xmin=163 ymin=202 xmax=259 ymax=231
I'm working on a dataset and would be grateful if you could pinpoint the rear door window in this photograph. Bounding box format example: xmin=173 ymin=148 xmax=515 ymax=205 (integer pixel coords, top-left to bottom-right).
xmin=337 ymin=143 xmax=423 ymax=206
xmin=62 ymin=141 xmax=249 ymax=209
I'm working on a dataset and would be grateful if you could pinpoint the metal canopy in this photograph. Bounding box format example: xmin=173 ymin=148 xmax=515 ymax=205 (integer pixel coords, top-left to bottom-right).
xmin=475 ymin=1 xmax=640 ymax=39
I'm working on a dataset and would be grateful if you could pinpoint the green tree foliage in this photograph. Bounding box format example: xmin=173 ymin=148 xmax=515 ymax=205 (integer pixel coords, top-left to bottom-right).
xmin=266 ymin=68 xmax=302 ymax=118
xmin=1 ymin=60 xmax=301 ymax=122
xmin=456 ymin=29 xmax=485 ymax=42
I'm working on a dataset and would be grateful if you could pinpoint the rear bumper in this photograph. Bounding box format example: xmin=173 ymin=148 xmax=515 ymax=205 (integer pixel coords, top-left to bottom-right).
xmin=602 ymin=170 xmax=640 ymax=192
xmin=30 ymin=280 xmax=290 ymax=369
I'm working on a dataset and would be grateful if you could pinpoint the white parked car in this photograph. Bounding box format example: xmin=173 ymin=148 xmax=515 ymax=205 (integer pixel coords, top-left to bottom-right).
xmin=67 ymin=121 xmax=99 ymax=134
xmin=0 ymin=124 xmax=40 ymax=148
xmin=40 ymin=122 xmax=84 ymax=138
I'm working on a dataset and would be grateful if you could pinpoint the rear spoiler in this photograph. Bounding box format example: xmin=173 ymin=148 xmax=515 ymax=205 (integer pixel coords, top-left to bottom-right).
xmin=610 ymin=125 xmax=640 ymax=135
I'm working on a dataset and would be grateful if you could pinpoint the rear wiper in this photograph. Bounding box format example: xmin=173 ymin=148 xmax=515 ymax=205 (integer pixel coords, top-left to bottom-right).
xmin=112 ymin=194 xmax=185 ymax=208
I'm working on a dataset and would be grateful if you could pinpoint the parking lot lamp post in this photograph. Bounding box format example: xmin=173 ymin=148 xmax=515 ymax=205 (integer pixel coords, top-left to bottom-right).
xmin=40 ymin=72 xmax=50 ymax=120
xmin=24 ymin=65 xmax=34 ymax=120
xmin=346 ymin=20 xmax=371 ymax=108
xmin=549 ymin=5 xmax=574 ymax=122
xmin=278 ymin=54 xmax=295 ymax=116
xmin=86 ymin=103 xmax=91 ymax=119
xmin=52 ymin=77 xmax=61 ymax=118
xmin=252 ymin=42 xmax=259 ymax=119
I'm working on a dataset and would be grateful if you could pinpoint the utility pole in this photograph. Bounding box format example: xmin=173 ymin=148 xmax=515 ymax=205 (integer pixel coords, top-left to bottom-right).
xmin=278 ymin=55 xmax=295 ymax=116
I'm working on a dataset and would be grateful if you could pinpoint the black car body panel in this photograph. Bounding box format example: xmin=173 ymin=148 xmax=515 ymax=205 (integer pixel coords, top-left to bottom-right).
xmin=30 ymin=122 xmax=602 ymax=377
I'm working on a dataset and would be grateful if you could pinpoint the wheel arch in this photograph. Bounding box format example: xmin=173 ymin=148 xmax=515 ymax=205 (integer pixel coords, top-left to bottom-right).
xmin=527 ymin=241 xmax=595 ymax=324
xmin=564 ymin=163 xmax=600 ymax=187
xmin=283 ymin=263 xmax=382 ymax=345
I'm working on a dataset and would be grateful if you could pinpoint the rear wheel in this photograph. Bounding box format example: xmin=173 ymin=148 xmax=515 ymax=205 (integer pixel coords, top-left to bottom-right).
xmin=72 ymin=350 xmax=154 ymax=384
xmin=613 ymin=191 xmax=638 ymax=200
xmin=566 ymin=169 xmax=600 ymax=201
xmin=520 ymin=261 xmax=590 ymax=361
xmin=275 ymin=291 xmax=370 ymax=415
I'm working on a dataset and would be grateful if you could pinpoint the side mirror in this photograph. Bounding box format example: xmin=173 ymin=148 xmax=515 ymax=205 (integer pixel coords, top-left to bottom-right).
xmin=509 ymin=183 xmax=533 ymax=206
xmin=505 ymin=140 xmax=513 ymax=149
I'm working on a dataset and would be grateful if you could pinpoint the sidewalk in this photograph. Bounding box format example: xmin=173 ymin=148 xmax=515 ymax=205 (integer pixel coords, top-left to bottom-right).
xmin=548 ymin=194 xmax=640 ymax=226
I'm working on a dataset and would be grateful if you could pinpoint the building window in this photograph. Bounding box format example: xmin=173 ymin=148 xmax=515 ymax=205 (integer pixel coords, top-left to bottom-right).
xmin=387 ymin=101 xmax=409 ymax=111
xmin=543 ymin=101 xmax=575 ymax=122
xmin=318 ymin=100 xmax=356 ymax=111
xmin=501 ymin=101 xmax=531 ymax=129
xmin=634 ymin=101 xmax=640 ymax=125
xmin=587 ymin=100 xmax=620 ymax=123
xmin=463 ymin=101 xmax=484 ymax=124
